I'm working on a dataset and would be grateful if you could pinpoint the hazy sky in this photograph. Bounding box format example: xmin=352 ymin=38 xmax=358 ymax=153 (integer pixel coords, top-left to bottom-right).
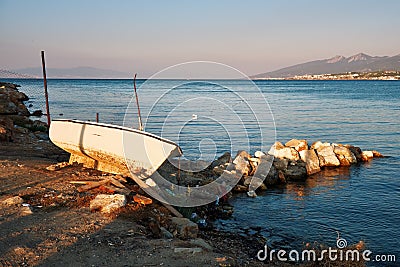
xmin=1 ymin=0 xmax=399 ymax=77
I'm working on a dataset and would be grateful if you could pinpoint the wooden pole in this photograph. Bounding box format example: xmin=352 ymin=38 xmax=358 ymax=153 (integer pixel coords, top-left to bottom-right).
xmin=96 ymin=112 xmax=99 ymax=123
xmin=133 ymin=74 xmax=143 ymax=131
xmin=41 ymin=51 xmax=51 ymax=126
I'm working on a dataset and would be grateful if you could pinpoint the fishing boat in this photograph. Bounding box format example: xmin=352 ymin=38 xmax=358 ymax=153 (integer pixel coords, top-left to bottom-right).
xmin=49 ymin=119 xmax=182 ymax=177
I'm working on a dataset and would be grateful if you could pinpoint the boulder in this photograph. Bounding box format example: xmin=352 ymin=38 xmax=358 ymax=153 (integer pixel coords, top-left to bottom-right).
xmin=299 ymin=149 xmax=321 ymax=175
xmin=311 ymin=141 xmax=330 ymax=150
xmin=0 ymin=117 xmax=14 ymax=141
xmin=0 ymin=100 xmax=17 ymax=114
xmin=268 ymin=142 xmax=300 ymax=160
xmin=170 ymin=217 xmax=198 ymax=239
xmin=254 ymin=151 xmax=266 ymax=158
xmin=372 ymin=151 xmax=384 ymax=158
xmin=264 ymin=165 xmax=279 ymax=185
xmin=316 ymin=145 xmax=340 ymax=167
xmin=346 ymin=145 xmax=363 ymax=162
xmin=284 ymin=160 xmax=307 ymax=180
xmin=333 ymin=145 xmax=357 ymax=166
xmin=211 ymin=152 xmax=231 ymax=168
xmin=278 ymin=170 xmax=286 ymax=184
xmin=285 ymin=139 xmax=308 ymax=152
xmin=2 ymin=196 xmax=24 ymax=206
xmin=252 ymin=155 xmax=277 ymax=186
xmin=89 ymin=194 xmax=126 ymax=213
xmin=273 ymin=157 xmax=289 ymax=171
xmin=233 ymin=150 xmax=251 ymax=176
xmin=361 ymin=151 xmax=374 ymax=161
xmin=160 ymin=227 xmax=174 ymax=239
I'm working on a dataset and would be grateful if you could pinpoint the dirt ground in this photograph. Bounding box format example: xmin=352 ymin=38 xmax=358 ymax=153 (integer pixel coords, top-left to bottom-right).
xmin=0 ymin=136 xmax=273 ymax=267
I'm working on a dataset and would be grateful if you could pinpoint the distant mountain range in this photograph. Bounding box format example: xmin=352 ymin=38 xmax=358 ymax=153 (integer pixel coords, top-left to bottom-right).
xmin=0 ymin=67 xmax=130 ymax=79
xmin=252 ymin=53 xmax=400 ymax=79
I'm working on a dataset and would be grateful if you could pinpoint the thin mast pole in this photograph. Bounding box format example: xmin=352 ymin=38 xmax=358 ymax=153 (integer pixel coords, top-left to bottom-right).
xmin=41 ymin=51 xmax=51 ymax=126
xmin=133 ymin=73 xmax=143 ymax=131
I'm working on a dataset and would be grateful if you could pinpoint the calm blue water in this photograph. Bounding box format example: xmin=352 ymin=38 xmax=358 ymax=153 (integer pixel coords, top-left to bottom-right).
xmin=4 ymin=79 xmax=399 ymax=264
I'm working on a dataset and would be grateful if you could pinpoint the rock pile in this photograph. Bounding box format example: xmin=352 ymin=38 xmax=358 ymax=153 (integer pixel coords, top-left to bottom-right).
xmin=0 ymin=82 xmax=47 ymax=141
xmin=210 ymin=139 xmax=384 ymax=193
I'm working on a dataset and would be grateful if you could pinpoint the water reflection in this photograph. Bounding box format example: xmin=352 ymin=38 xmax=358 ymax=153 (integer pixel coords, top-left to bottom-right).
xmin=284 ymin=167 xmax=351 ymax=201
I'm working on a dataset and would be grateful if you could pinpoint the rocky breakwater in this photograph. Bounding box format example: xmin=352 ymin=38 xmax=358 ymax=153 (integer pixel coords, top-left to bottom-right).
xmin=0 ymin=82 xmax=47 ymax=142
xmin=211 ymin=139 xmax=384 ymax=194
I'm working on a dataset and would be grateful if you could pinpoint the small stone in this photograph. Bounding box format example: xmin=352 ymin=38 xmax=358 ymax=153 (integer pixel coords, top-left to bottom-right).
xmin=254 ymin=151 xmax=266 ymax=158
xmin=19 ymin=206 xmax=33 ymax=216
xmin=372 ymin=150 xmax=384 ymax=158
xmin=247 ymin=190 xmax=257 ymax=198
xmin=133 ymin=194 xmax=152 ymax=205
xmin=46 ymin=162 xmax=70 ymax=171
xmin=2 ymin=196 xmax=24 ymax=206
xmin=233 ymin=185 xmax=248 ymax=192
xmin=160 ymin=227 xmax=174 ymax=239
xmin=170 ymin=217 xmax=198 ymax=239
xmin=89 ymin=194 xmax=126 ymax=214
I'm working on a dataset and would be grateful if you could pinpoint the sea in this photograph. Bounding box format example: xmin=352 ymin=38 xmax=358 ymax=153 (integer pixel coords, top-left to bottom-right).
xmin=3 ymin=78 xmax=399 ymax=265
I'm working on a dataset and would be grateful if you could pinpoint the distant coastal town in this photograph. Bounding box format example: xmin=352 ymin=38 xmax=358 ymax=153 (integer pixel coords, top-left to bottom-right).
xmin=266 ymin=71 xmax=400 ymax=80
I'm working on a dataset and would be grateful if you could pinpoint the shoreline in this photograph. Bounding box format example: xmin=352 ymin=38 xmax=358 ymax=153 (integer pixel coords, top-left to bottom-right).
xmin=1 ymin=81 xmax=374 ymax=266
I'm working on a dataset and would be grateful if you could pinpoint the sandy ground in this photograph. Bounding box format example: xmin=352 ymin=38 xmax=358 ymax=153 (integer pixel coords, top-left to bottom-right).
xmin=0 ymin=136 xmax=272 ymax=267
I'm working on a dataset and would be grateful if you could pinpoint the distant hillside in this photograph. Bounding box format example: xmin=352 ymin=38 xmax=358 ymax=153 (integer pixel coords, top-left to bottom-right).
xmin=12 ymin=66 xmax=130 ymax=79
xmin=0 ymin=69 xmax=35 ymax=78
xmin=252 ymin=53 xmax=400 ymax=78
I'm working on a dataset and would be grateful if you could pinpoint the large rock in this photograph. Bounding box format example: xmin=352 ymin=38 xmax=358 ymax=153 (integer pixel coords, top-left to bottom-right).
xmin=299 ymin=149 xmax=321 ymax=175
xmin=264 ymin=165 xmax=279 ymax=185
xmin=170 ymin=217 xmax=198 ymax=239
xmin=211 ymin=152 xmax=231 ymax=168
xmin=233 ymin=150 xmax=251 ymax=176
xmin=2 ymin=196 xmax=24 ymax=206
xmin=253 ymin=155 xmax=273 ymax=178
xmin=284 ymin=160 xmax=307 ymax=180
xmin=0 ymin=98 xmax=17 ymax=114
xmin=273 ymin=157 xmax=289 ymax=171
xmin=0 ymin=84 xmax=29 ymax=115
xmin=285 ymin=139 xmax=308 ymax=152
xmin=311 ymin=141 xmax=330 ymax=150
xmin=316 ymin=145 xmax=340 ymax=167
xmin=345 ymin=145 xmax=363 ymax=161
xmin=361 ymin=151 xmax=374 ymax=161
xmin=0 ymin=117 xmax=14 ymax=141
xmin=89 ymin=194 xmax=126 ymax=213
xmin=268 ymin=142 xmax=300 ymax=161
xmin=333 ymin=145 xmax=357 ymax=166
xmin=254 ymin=151 xmax=266 ymax=158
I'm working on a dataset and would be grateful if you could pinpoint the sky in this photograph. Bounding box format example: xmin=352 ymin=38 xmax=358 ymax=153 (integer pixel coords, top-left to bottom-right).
xmin=1 ymin=0 xmax=400 ymax=77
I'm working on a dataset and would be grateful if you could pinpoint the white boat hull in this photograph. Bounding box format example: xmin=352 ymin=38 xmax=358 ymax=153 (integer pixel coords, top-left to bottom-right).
xmin=49 ymin=119 xmax=182 ymax=177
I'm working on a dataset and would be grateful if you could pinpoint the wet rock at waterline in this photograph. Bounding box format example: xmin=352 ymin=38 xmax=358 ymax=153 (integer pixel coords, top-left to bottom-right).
xmin=223 ymin=139 xmax=383 ymax=194
xmin=299 ymin=149 xmax=321 ymax=175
